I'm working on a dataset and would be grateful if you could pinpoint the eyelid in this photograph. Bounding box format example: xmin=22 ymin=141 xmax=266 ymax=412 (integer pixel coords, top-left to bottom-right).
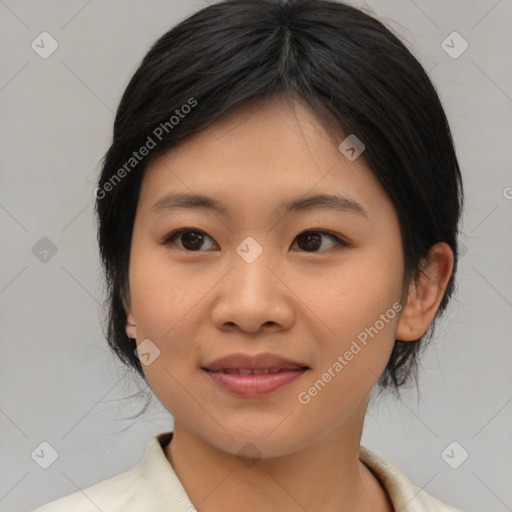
xmin=294 ymin=229 xmax=349 ymax=248
xmin=162 ymin=227 xmax=350 ymax=251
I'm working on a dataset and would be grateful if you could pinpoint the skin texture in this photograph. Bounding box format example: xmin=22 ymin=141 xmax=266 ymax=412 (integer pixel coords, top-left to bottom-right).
xmin=124 ymin=94 xmax=453 ymax=512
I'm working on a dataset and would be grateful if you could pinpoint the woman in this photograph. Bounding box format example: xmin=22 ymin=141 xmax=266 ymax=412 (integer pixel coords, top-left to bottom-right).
xmin=33 ymin=0 xmax=464 ymax=510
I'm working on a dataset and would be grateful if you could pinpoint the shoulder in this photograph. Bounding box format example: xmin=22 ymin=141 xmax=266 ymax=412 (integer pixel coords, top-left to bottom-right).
xmin=31 ymin=432 xmax=194 ymax=512
xmin=359 ymin=445 xmax=465 ymax=512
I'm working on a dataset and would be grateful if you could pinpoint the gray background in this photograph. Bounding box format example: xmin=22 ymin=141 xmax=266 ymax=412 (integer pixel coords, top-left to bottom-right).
xmin=1 ymin=0 xmax=511 ymax=511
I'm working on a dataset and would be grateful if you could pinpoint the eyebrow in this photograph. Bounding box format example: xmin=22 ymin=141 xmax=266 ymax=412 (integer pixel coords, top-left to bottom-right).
xmin=150 ymin=192 xmax=367 ymax=218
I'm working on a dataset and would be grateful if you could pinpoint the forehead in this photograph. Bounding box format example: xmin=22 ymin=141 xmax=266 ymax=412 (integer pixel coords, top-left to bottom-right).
xmin=137 ymin=96 xmax=393 ymax=223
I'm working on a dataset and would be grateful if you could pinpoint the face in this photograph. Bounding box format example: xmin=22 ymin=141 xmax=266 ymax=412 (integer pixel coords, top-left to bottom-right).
xmin=125 ymin=95 xmax=407 ymax=457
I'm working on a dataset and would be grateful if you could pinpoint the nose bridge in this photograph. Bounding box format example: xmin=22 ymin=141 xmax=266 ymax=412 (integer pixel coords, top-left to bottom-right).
xmin=211 ymin=234 xmax=293 ymax=332
xmin=232 ymin=234 xmax=278 ymax=302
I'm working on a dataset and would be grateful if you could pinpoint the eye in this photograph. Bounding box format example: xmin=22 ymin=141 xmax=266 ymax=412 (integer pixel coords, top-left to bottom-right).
xmin=291 ymin=229 xmax=348 ymax=253
xmin=163 ymin=228 xmax=348 ymax=253
xmin=163 ymin=228 xmax=218 ymax=251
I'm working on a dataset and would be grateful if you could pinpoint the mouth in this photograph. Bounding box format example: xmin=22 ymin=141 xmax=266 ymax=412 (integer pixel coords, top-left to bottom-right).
xmin=202 ymin=366 xmax=309 ymax=397
xmin=201 ymin=352 xmax=310 ymax=397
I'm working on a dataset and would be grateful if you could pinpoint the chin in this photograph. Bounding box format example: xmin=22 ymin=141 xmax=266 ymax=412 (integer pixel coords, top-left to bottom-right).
xmin=205 ymin=425 xmax=307 ymax=460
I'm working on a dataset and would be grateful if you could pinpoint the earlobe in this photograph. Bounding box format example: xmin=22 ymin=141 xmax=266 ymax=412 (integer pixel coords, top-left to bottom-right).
xmin=124 ymin=289 xmax=137 ymax=339
xmin=123 ymin=286 xmax=137 ymax=339
xmin=125 ymin=312 xmax=137 ymax=339
xmin=395 ymin=242 xmax=454 ymax=342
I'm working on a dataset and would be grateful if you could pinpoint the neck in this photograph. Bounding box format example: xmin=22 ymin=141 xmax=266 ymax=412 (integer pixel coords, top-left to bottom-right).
xmin=164 ymin=411 xmax=393 ymax=512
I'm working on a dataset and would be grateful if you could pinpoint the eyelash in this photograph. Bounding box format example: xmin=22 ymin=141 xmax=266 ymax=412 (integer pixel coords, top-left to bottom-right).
xmin=162 ymin=228 xmax=349 ymax=253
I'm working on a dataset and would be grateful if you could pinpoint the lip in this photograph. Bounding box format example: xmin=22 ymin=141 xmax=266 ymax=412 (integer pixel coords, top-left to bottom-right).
xmin=202 ymin=352 xmax=308 ymax=371
xmin=202 ymin=352 xmax=309 ymax=397
xmin=203 ymin=368 xmax=308 ymax=397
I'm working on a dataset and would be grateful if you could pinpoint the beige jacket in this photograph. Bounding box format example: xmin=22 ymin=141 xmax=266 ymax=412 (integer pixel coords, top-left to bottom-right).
xmin=32 ymin=431 xmax=464 ymax=512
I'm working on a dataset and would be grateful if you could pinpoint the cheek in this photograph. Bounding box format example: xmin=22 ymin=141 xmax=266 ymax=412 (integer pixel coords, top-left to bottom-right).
xmin=296 ymin=284 xmax=400 ymax=426
xmin=297 ymin=248 xmax=402 ymax=397
xmin=129 ymin=242 xmax=206 ymax=333
xmin=300 ymin=249 xmax=402 ymax=338
xmin=128 ymin=244 xmax=211 ymax=390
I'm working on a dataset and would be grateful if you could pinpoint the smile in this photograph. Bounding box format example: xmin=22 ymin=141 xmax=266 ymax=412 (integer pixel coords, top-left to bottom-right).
xmin=203 ymin=367 xmax=308 ymax=396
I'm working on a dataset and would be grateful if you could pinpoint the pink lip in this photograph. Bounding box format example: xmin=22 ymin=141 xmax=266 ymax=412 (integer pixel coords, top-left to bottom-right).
xmin=204 ymin=368 xmax=307 ymax=397
xmin=203 ymin=352 xmax=308 ymax=371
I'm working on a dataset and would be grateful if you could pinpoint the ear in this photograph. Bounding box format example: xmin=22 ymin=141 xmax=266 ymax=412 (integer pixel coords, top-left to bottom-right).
xmin=395 ymin=242 xmax=454 ymax=341
xmin=123 ymin=288 xmax=137 ymax=340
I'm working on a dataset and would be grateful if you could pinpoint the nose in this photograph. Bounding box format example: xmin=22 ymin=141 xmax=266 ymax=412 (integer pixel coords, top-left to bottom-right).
xmin=210 ymin=244 xmax=295 ymax=334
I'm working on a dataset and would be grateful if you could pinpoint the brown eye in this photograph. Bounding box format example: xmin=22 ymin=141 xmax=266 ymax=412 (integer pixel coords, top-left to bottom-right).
xmin=293 ymin=230 xmax=347 ymax=252
xmin=163 ymin=228 xmax=347 ymax=253
xmin=164 ymin=229 xmax=217 ymax=251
